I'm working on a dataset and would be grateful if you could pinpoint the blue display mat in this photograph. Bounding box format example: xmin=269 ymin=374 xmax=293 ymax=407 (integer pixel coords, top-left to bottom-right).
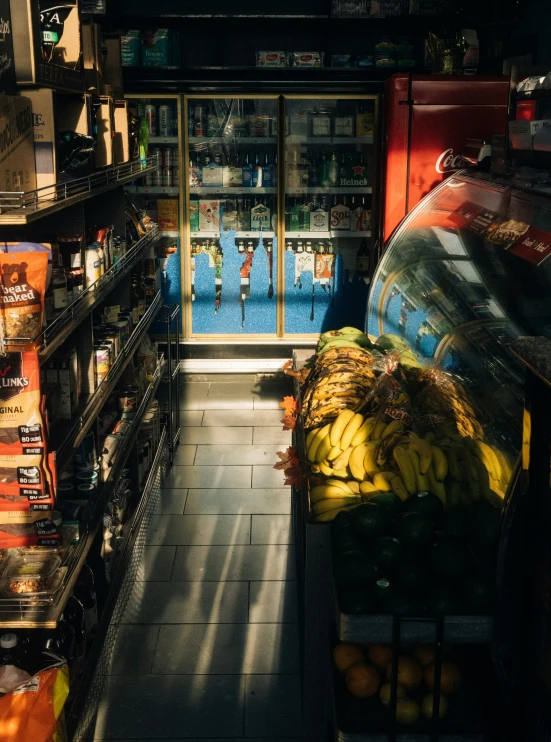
xmin=152 ymin=236 xmax=182 ymax=334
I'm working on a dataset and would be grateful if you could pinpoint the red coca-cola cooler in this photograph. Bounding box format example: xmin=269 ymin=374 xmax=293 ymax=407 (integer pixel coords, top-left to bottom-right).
xmin=381 ymin=73 xmax=510 ymax=244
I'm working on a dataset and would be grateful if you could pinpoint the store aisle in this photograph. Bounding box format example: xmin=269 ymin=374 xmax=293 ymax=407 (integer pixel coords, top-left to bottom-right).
xmin=89 ymin=373 xmax=302 ymax=741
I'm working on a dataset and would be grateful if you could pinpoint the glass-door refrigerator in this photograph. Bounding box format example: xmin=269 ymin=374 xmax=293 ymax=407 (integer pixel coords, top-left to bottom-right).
xmin=183 ymin=94 xmax=378 ymax=340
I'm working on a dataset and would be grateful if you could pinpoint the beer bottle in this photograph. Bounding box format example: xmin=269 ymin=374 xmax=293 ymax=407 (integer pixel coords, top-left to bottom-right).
xmin=356 ymin=238 xmax=371 ymax=279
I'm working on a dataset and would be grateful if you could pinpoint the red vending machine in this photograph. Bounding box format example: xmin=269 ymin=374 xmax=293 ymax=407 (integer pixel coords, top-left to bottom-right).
xmin=382 ymin=73 xmax=510 ymax=244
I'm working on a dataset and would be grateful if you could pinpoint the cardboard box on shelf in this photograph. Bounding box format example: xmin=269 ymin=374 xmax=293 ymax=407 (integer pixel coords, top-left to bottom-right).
xmin=0 ymin=94 xmax=37 ymax=194
xmin=81 ymin=18 xmax=102 ymax=93
xmin=113 ymin=99 xmax=129 ymax=163
xmin=23 ymin=88 xmax=92 ymax=195
xmin=102 ymin=33 xmax=123 ymax=98
xmin=157 ymin=198 xmax=179 ymax=231
xmin=93 ymin=95 xmax=114 ymax=167
xmin=199 ymin=200 xmax=220 ymax=231
xmin=9 ymin=0 xmax=83 ymax=91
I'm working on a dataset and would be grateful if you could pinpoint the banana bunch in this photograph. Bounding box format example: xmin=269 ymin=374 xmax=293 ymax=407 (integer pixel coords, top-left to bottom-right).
xmin=301 ymin=347 xmax=379 ymax=430
xmin=317 ymin=326 xmax=374 ymax=354
xmin=310 ymin=480 xmax=363 ymax=522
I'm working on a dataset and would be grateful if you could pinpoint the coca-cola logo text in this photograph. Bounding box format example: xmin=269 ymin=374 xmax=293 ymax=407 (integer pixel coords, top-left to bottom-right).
xmin=435 ymin=148 xmax=463 ymax=174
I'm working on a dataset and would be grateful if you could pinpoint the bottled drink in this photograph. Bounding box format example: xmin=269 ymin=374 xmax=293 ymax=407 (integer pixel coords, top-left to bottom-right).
xmin=356 ymin=238 xmax=371 ymax=279
xmin=331 ymin=195 xmax=350 ymax=231
xmin=286 ymin=241 xmax=293 ymax=252
xmin=194 ymin=103 xmax=205 ymax=136
xmin=310 ymin=198 xmax=329 ymax=232
xmin=252 ymin=153 xmax=262 ymax=188
xmin=262 ymin=153 xmax=273 ymax=187
xmin=214 ymin=152 xmax=222 ymax=166
xmin=360 ymin=195 xmax=371 ymax=231
xmin=53 ymin=262 xmax=68 ymax=315
xmin=289 ymin=198 xmax=301 ymax=232
xmin=242 ymin=153 xmax=253 ymax=187
xmin=328 ymin=153 xmax=339 ymax=187
xmin=296 ymin=241 xmax=304 ymax=253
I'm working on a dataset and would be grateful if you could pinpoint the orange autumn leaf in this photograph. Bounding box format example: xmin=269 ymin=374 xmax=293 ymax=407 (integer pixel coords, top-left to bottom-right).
xmin=280 ymin=395 xmax=298 ymax=416
xmin=284 ymin=466 xmax=306 ymax=488
xmin=281 ymin=415 xmax=297 ymax=431
xmin=282 ymin=360 xmax=293 ymax=371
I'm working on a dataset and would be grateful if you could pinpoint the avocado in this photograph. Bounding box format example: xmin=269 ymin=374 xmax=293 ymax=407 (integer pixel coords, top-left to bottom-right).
xmin=333 ymin=550 xmax=381 ymax=586
xmin=430 ymin=536 xmax=472 ymax=582
xmin=427 ymin=584 xmax=461 ymax=615
xmin=370 ymin=492 xmax=404 ymax=516
xmin=371 ymin=537 xmax=403 ymax=571
xmin=349 ymin=502 xmax=394 ymax=541
xmin=384 ymin=593 xmax=427 ymax=617
xmin=441 ymin=505 xmax=470 ymax=540
xmin=462 ymin=575 xmax=494 ymax=614
xmin=405 ymin=491 xmax=444 ymax=520
xmin=339 ymin=585 xmax=376 ymax=615
xmin=470 ymin=500 xmax=502 ymax=546
xmin=332 ymin=511 xmax=363 ymax=554
xmin=394 ymin=558 xmax=431 ymax=594
xmin=397 ymin=513 xmax=435 ymax=547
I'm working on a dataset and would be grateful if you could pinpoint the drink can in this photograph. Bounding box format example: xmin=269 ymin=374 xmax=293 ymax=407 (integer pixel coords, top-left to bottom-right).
xmin=145 ymin=104 xmax=157 ymax=135
xmin=76 ymin=469 xmax=99 ymax=488
xmin=162 ymin=166 xmax=173 ymax=187
xmin=159 ymin=105 xmax=171 ymax=137
xmin=172 ymin=164 xmax=179 ymax=182
xmin=77 ymin=483 xmax=97 ymax=498
xmin=137 ymin=102 xmax=146 ymax=119
xmin=162 ymin=148 xmax=173 ymax=167
xmin=144 ymin=171 xmax=153 ymax=187
xmin=153 ymin=168 xmax=163 ymax=187
xmin=76 ymin=431 xmax=98 ymax=468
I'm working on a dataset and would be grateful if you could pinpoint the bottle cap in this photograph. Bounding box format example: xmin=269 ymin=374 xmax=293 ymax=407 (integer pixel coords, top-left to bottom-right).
xmin=1 ymin=634 xmax=17 ymax=649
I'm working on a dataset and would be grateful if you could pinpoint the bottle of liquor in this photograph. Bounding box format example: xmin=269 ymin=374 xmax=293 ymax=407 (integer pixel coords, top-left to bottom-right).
xmin=331 ymin=195 xmax=350 ymax=231
xmin=262 ymin=153 xmax=273 ymax=187
xmin=289 ymin=198 xmax=301 ymax=232
xmin=252 ymin=153 xmax=262 ymax=188
xmin=360 ymin=195 xmax=371 ymax=231
xmin=328 ymin=153 xmax=339 ymax=187
xmin=356 ymin=238 xmax=371 ymax=280
xmin=310 ymin=198 xmax=329 ymax=232
xmin=242 ymin=153 xmax=253 ymax=187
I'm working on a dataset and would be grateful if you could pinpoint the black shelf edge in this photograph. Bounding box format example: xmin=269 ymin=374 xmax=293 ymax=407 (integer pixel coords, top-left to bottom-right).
xmin=53 ymin=290 xmax=163 ymax=473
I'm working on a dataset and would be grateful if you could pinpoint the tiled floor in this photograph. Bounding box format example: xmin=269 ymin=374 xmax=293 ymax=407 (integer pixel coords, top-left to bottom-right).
xmin=91 ymin=374 xmax=301 ymax=741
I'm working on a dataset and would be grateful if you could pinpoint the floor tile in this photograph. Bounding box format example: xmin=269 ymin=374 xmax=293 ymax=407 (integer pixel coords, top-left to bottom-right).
xmin=183 ymin=396 xmax=254 ymax=410
xmin=185 ymin=489 xmax=291 ymax=515
xmin=194 ymin=444 xmax=282 ymax=466
xmin=122 ymin=581 xmax=249 ymax=624
xmin=180 ymin=382 xmax=210 ymax=397
xmin=92 ymin=674 xmax=245 ymax=738
xmin=172 ymin=445 xmax=197 ymax=465
xmin=181 ymin=372 xmax=257 ymax=383
xmin=251 ymin=514 xmax=294 ymax=544
xmin=146 ymin=514 xmax=251 ymax=546
xmin=152 ymin=623 xmax=299 ymax=675
xmin=103 ymin=625 xmax=160 ymax=675
xmin=253 ymin=427 xmax=293 ymax=445
xmin=202 ymin=409 xmax=284 ymax=427
xmin=179 ymin=411 xmax=204 ymax=427
xmin=253 ymin=396 xmax=286 ymax=409
xmin=179 ymin=426 xmax=253 ymax=444
xmin=134 ymin=545 xmax=177 ymax=581
xmin=249 ymin=580 xmax=299 ymax=624
xmin=208 ymin=382 xmax=257 ymax=397
xmin=154 ymin=489 xmax=188 ymax=515
xmin=163 ymin=465 xmax=252 ymax=489
xmin=171 ymin=544 xmax=296 ymax=582
xmin=245 ymin=674 xmax=302 ymax=738
xmin=252 ymin=465 xmax=288 ymax=488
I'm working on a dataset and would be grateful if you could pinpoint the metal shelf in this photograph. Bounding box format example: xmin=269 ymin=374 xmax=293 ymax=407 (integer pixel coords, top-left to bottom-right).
xmin=286 ymin=136 xmax=373 ymax=144
xmin=52 ymin=291 xmax=163 ymax=475
xmin=191 ymin=231 xmax=275 ymax=238
xmin=189 ymin=186 xmax=277 ymax=194
xmin=0 ymin=356 xmax=165 ymax=629
xmin=287 ymin=230 xmax=371 ymax=239
xmin=0 ymin=158 xmax=159 ymax=225
xmin=287 ymin=187 xmax=372 ymax=194
xmin=189 ymin=136 xmax=277 ymax=144
xmin=126 ymin=186 xmax=180 ymax=195
xmin=149 ymin=136 xmax=179 ymax=144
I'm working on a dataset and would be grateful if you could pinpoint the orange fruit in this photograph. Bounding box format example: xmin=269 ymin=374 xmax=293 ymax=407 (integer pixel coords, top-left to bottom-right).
xmin=333 ymin=643 xmax=365 ymax=673
xmin=424 ymin=661 xmax=462 ymax=695
xmin=422 ymin=692 xmax=449 ymax=719
xmin=396 ymin=699 xmax=421 ymax=725
xmin=385 ymin=656 xmax=422 ymax=691
xmin=379 ymin=682 xmax=408 ymax=705
xmin=345 ymin=663 xmax=381 ymax=698
xmin=411 ymin=644 xmax=436 ymax=668
xmin=367 ymin=643 xmax=393 ymax=671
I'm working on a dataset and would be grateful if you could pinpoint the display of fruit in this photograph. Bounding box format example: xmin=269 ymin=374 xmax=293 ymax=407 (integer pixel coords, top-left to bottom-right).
xmin=345 ymin=662 xmax=381 ymax=698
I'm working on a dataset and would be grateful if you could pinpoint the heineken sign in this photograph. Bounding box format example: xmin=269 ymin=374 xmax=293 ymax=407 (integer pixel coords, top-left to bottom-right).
xmin=339 ymin=163 xmax=368 ymax=187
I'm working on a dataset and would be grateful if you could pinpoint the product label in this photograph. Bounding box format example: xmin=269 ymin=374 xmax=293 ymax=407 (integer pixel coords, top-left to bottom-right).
xmin=201 ymin=163 xmax=223 ymax=187
xmin=334 ymin=116 xmax=354 ymax=136
xmin=312 ymin=116 xmax=331 ymax=136
xmin=223 ymin=166 xmax=243 ymax=187
xmin=310 ymin=208 xmax=329 ymax=232
xmin=330 ymin=203 xmax=350 ymax=230
xmin=338 ymin=164 xmax=368 ymax=187
xmin=53 ymin=286 xmax=67 ymax=310
xmin=251 ymin=204 xmax=271 ymax=230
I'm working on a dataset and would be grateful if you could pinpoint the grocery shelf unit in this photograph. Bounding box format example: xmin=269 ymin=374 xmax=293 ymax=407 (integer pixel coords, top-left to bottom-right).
xmin=0 ymin=156 xmax=172 ymax=643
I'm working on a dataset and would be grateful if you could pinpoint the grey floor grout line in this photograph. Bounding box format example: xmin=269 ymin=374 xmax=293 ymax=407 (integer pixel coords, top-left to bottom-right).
xmin=148 ymin=625 xmax=162 ymax=674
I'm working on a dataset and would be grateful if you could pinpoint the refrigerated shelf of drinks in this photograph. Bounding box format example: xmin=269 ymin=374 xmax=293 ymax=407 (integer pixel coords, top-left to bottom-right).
xmin=191 ymin=231 xmax=276 ymax=239
xmin=149 ymin=136 xmax=179 ymax=145
xmin=286 ymin=136 xmax=374 ymax=145
xmin=127 ymin=186 xmax=180 ymax=195
xmin=286 ymin=187 xmax=372 ymax=195
xmin=189 ymin=186 xmax=277 ymax=194
xmin=189 ymin=137 xmax=277 ymax=145
xmin=287 ymin=231 xmax=371 ymax=239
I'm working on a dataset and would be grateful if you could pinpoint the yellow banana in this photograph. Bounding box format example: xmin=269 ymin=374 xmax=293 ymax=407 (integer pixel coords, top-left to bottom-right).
xmin=373 ymin=471 xmax=395 ymax=492
xmin=319 ymin=461 xmax=349 ymax=479
xmin=315 ymin=434 xmax=333 ymax=463
xmin=381 ymin=419 xmax=405 ymax=439
xmin=311 ymin=463 xmax=321 ymax=474
xmin=351 ymin=417 xmax=376 ymax=446
xmin=427 ymin=465 xmax=447 ymax=506
xmin=359 ymin=480 xmax=379 ymax=495
xmin=474 ymin=441 xmax=501 ymax=482
xmin=340 ymin=413 xmax=364 ymax=450
xmin=330 ymin=409 xmax=355 ymax=447
xmin=307 ymin=424 xmax=331 ymax=462
xmin=408 ymin=439 xmax=432 ymax=475
xmin=444 ymin=446 xmax=462 ymax=482
xmin=409 ymin=449 xmax=429 ymax=492
xmin=461 ymin=448 xmax=479 ymax=483
xmin=363 ymin=446 xmax=382 ymax=477
xmin=424 ymin=431 xmax=436 ymax=444
xmin=347 ymin=480 xmax=360 ymax=494
xmin=326 ymin=479 xmax=354 ymax=494
xmin=393 ymin=446 xmax=417 ymax=495
xmin=327 ymin=445 xmax=343 ymax=461
xmin=313 ymin=495 xmax=362 ymax=515
xmin=349 ymin=443 xmax=370 ymax=482
xmin=448 ymin=481 xmax=462 ymax=507
xmin=390 ymin=475 xmax=409 ymax=502
xmin=431 ymin=445 xmax=448 ymax=481
xmin=310 ymin=485 xmax=358 ymax=504
xmin=315 ymin=504 xmax=358 ymax=522
xmin=493 ymin=447 xmax=512 ymax=485
xmin=332 ymin=446 xmax=354 ymax=470
xmin=305 ymin=428 xmax=319 ymax=449
xmin=372 ymin=420 xmax=387 ymax=440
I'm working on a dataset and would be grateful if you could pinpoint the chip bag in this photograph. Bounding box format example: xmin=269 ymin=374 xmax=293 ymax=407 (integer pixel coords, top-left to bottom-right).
xmin=0 ymin=353 xmax=45 ymax=453
xmin=0 ymin=253 xmax=48 ymax=349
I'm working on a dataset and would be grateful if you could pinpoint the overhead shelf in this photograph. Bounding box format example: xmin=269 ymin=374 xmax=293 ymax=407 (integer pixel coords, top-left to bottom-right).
xmin=0 ymin=158 xmax=158 ymax=225
xmin=191 ymin=231 xmax=275 ymax=239
xmin=0 ymin=355 xmax=165 ymax=629
xmin=287 ymin=187 xmax=372 ymax=194
xmin=190 ymin=186 xmax=277 ymax=194
xmin=149 ymin=136 xmax=179 ymax=144
xmin=286 ymin=136 xmax=373 ymax=144
xmin=126 ymin=186 xmax=180 ymax=195
xmin=190 ymin=136 xmax=277 ymax=145
xmin=287 ymin=231 xmax=371 ymax=239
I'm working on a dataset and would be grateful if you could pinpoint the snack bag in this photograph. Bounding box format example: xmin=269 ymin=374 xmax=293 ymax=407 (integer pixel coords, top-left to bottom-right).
xmin=0 ymin=253 xmax=48 ymax=349
xmin=360 ymin=352 xmax=413 ymax=427
xmin=0 ymin=660 xmax=69 ymax=742
xmin=0 ymin=353 xmax=45 ymax=453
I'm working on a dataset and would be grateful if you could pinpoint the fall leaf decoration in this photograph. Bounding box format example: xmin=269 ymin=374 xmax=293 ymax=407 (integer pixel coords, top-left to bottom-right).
xmin=274 ymin=447 xmax=306 ymax=488
xmin=280 ymin=394 xmax=299 ymax=431
xmin=282 ymin=359 xmax=311 ymax=384
xmin=281 ymin=415 xmax=297 ymax=431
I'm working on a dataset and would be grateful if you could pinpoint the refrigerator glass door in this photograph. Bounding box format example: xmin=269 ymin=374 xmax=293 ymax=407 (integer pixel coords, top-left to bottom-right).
xmin=186 ymin=96 xmax=279 ymax=336
xmin=283 ymin=96 xmax=377 ymax=335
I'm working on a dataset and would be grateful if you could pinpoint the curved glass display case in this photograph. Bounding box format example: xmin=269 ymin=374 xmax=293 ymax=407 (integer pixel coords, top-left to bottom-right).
xmin=368 ymin=170 xmax=551 ymax=507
